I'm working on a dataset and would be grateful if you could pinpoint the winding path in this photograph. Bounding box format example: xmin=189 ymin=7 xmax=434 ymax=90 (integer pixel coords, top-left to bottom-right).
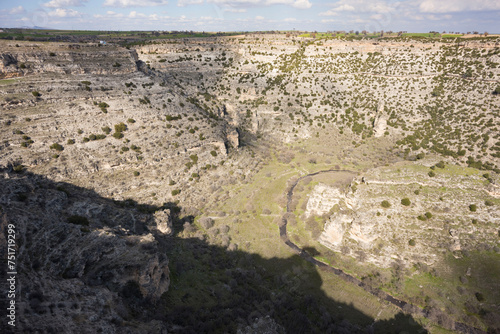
xmin=279 ymin=169 xmax=485 ymax=334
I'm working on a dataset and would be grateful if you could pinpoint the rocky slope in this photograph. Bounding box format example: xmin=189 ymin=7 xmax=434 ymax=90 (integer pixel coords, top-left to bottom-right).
xmin=317 ymin=161 xmax=499 ymax=268
xmin=0 ymin=170 xmax=170 ymax=333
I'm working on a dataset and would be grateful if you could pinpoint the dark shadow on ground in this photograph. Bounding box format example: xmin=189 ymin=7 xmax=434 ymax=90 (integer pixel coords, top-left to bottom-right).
xmin=0 ymin=170 xmax=427 ymax=333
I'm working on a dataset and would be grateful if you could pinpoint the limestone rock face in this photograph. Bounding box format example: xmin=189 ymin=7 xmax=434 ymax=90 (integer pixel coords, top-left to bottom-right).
xmin=153 ymin=209 xmax=173 ymax=235
xmin=305 ymin=183 xmax=343 ymax=217
xmin=226 ymin=128 xmax=240 ymax=149
xmin=373 ymin=100 xmax=387 ymax=138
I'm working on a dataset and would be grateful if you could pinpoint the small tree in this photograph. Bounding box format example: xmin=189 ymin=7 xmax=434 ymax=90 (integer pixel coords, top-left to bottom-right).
xmin=469 ymin=204 xmax=477 ymax=212
xmin=49 ymin=143 xmax=64 ymax=151
xmin=381 ymin=200 xmax=391 ymax=208
xmin=401 ymin=198 xmax=411 ymax=206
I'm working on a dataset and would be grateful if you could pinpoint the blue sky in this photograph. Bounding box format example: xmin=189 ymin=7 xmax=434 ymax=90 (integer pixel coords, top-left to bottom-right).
xmin=0 ymin=0 xmax=499 ymax=32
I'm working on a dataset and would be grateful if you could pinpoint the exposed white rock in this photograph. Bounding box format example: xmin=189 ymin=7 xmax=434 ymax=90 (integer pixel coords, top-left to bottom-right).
xmin=305 ymin=183 xmax=343 ymax=217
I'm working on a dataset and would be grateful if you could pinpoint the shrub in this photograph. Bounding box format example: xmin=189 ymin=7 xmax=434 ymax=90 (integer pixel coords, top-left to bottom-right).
xmin=469 ymin=204 xmax=477 ymax=212
xmin=49 ymin=143 xmax=64 ymax=151
xmin=13 ymin=165 xmax=24 ymax=173
xmin=401 ymin=198 xmax=411 ymax=206
xmin=32 ymin=91 xmax=40 ymax=97
xmin=102 ymin=126 xmax=111 ymax=134
xmin=425 ymin=212 xmax=433 ymax=219
xmin=121 ymin=147 xmax=129 ymax=152
xmin=428 ymin=171 xmax=436 ymax=177
xmin=114 ymin=122 xmax=127 ymax=133
xmin=112 ymin=62 xmax=121 ymax=67
xmin=89 ymin=134 xmax=97 ymax=141
xmin=210 ymin=150 xmax=217 ymax=157
xmin=169 ymin=180 xmax=176 ymax=185
xmin=81 ymin=81 xmax=91 ymax=86
xmin=133 ymin=171 xmax=140 ymax=176
xmin=435 ymin=161 xmax=445 ymax=169
xmin=67 ymin=215 xmax=89 ymax=226
xmin=113 ymin=132 xmax=123 ymax=139
xmin=171 ymin=189 xmax=180 ymax=196
xmin=127 ymin=118 xmax=136 ymax=124
xmin=199 ymin=217 xmax=214 ymax=229
xmin=409 ymin=239 xmax=416 ymax=246
xmin=417 ymin=215 xmax=427 ymax=221
xmin=190 ymin=154 xmax=198 ymax=163
xmin=485 ymin=200 xmax=493 ymax=206
xmin=67 ymin=139 xmax=75 ymax=145
xmin=381 ymin=200 xmax=391 ymax=208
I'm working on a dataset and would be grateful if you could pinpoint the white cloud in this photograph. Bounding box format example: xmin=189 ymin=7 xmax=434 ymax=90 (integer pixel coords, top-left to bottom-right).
xmin=321 ymin=19 xmax=336 ymax=23
xmin=418 ymin=0 xmax=500 ymax=13
xmin=320 ymin=0 xmax=396 ymax=15
xmin=129 ymin=10 xmax=148 ymax=18
xmin=318 ymin=9 xmax=339 ymax=16
xmin=331 ymin=3 xmax=355 ymax=11
xmin=223 ymin=7 xmax=247 ymax=12
xmin=177 ymin=0 xmax=204 ymax=6
xmin=9 ymin=6 xmax=26 ymax=15
xmin=290 ymin=0 xmax=311 ymax=9
xmin=255 ymin=15 xmax=264 ymax=20
xmin=43 ymin=0 xmax=88 ymax=8
xmin=48 ymin=8 xmax=83 ymax=17
xmin=207 ymin=0 xmax=311 ymax=9
xmin=283 ymin=17 xmax=297 ymax=22
xmin=103 ymin=0 xmax=168 ymax=7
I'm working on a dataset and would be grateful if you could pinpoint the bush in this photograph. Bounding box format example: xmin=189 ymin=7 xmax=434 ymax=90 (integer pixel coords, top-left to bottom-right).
xmin=102 ymin=126 xmax=111 ymax=134
xmin=435 ymin=161 xmax=445 ymax=169
xmin=401 ymin=198 xmax=411 ymax=206
xmin=485 ymin=200 xmax=494 ymax=206
xmin=425 ymin=212 xmax=433 ymax=219
xmin=417 ymin=215 xmax=427 ymax=221
xmin=13 ymin=165 xmax=24 ymax=173
xmin=428 ymin=171 xmax=436 ymax=177
xmin=67 ymin=215 xmax=89 ymax=226
xmin=409 ymin=239 xmax=416 ymax=246
xmin=190 ymin=154 xmax=198 ymax=163
xmin=67 ymin=139 xmax=75 ymax=145
xmin=112 ymin=132 xmax=123 ymax=139
xmin=133 ymin=171 xmax=140 ymax=176
xmin=114 ymin=122 xmax=127 ymax=133
xmin=199 ymin=217 xmax=214 ymax=229
xmin=49 ymin=143 xmax=64 ymax=151
xmin=127 ymin=118 xmax=136 ymax=124
xmin=469 ymin=204 xmax=477 ymax=212
xmin=381 ymin=200 xmax=391 ymax=208
xmin=171 ymin=189 xmax=180 ymax=196
xmin=32 ymin=91 xmax=40 ymax=97
xmin=210 ymin=150 xmax=217 ymax=157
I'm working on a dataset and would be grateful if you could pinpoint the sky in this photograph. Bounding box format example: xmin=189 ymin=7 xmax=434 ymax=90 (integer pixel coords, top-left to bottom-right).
xmin=0 ymin=0 xmax=499 ymax=32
